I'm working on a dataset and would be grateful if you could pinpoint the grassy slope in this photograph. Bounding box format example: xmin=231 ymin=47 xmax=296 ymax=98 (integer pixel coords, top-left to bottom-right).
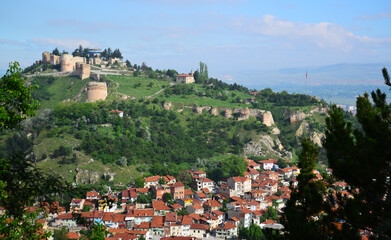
xmin=37 ymin=76 xmax=88 ymax=109
xmin=28 ymin=72 xmax=326 ymax=185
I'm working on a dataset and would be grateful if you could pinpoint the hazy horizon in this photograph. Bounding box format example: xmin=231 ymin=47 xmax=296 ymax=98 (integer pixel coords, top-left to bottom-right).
xmin=1 ymin=0 xmax=390 ymax=104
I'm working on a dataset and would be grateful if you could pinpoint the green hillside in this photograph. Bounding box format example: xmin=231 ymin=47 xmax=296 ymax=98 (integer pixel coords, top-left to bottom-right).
xmin=0 ymin=68 xmax=332 ymax=189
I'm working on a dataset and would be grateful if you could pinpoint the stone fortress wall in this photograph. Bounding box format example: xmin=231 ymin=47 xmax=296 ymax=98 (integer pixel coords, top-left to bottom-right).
xmin=42 ymin=51 xmax=90 ymax=80
xmin=86 ymin=82 xmax=107 ymax=102
xmin=42 ymin=51 xmax=107 ymax=101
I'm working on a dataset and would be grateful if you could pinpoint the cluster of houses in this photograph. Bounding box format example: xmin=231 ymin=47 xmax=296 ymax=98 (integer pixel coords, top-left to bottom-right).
xmin=28 ymin=158 xmax=341 ymax=240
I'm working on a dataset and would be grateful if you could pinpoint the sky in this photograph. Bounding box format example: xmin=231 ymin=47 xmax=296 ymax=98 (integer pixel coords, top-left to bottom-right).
xmin=1 ymin=0 xmax=391 ymax=87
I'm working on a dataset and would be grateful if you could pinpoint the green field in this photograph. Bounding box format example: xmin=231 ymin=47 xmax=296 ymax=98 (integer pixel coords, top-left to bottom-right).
xmin=107 ymin=75 xmax=169 ymax=98
xmin=37 ymin=76 xmax=87 ymax=109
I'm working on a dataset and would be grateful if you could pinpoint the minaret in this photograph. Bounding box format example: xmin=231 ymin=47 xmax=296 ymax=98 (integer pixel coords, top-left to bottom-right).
xmin=191 ymin=69 xmax=193 ymax=76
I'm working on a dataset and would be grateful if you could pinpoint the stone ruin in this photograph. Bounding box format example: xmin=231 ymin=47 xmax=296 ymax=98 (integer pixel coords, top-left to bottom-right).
xmin=42 ymin=51 xmax=90 ymax=80
xmin=86 ymin=82 xmax=107 ymax=102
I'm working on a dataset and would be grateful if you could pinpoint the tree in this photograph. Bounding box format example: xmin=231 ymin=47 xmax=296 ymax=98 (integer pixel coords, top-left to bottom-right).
xmin=239 ymin=223 xmax=266 ymax=240
xmin=53 ymin=226 xmax=68 ymax=240
xmin=197 ymin=62 xmax=209 ymax=83
xmin=126 ymin=60 xmax=131 ymax=68
xmin=163 ymin=192 xmax=173 ymax=203
xmin=323 ymin=68 xmax=391 ymax=239
xmin=80 ymin=222 xmax=108 ymax=240
xmin=0 ymin=62 xmax=39 ymax=131
xmin=52 ymin=47 xmax=60 ymax=56
xmin=0 ymin=62 xmax=69 ymax=239
xmin=281 ymin=138 xmax=329 ymax=240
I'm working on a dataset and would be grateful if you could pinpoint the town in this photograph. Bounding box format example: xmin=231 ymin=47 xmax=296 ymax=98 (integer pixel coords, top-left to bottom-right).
xmin=32 ymin=157 xmax=346 ymax=240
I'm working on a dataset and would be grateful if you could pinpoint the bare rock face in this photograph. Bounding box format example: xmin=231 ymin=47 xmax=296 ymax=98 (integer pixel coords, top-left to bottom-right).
xmin=244 ymin=135 xmax=292 ymax=159
xmin=210 ymin=107 xmax=218 ymax=116
xmin=290 ymin=111 xmax=307 ymax=123
xmin=194 ymin=106 xmax=203 ymax=115
xmin=310 ymin=131 xmax=324 ymax=147
xmin=224 ymin=108 xmax=232 ymax=119
xmin=295 ymin=120 xmax=310 ymax=137
xmin=238 ymin=107 xmax=250 ymax=121
xmin=103 ymin=172 xmax=115 ymax=182
xmin=163 ymin=102 xmax=172 ymax=110
xmin=310 ymin=107 xmax=329 ymax=114
xmin=75 ymin=169 xmax=100 ymax=185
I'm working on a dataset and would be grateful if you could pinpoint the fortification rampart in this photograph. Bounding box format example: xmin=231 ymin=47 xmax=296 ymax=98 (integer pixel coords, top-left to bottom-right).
xmin=42 ymin=51 xmax=90 ymax=80
xmin=86 ymin=82 xmax=107 ymax=102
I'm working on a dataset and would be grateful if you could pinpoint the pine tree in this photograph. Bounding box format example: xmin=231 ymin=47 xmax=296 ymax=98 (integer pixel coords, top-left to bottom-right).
xmin=323 ymin=68 xmax=391 ymax=238
xmin=281 ymin=138 xmax=329 ymax=240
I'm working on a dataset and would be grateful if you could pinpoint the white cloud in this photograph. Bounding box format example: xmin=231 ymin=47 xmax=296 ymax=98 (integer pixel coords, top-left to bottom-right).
xmin=0 ymin=38 xmax=24 ymax=46
xmin=29 ymin=38 xmax=99 ymax=50
xmin=232 ymin=14 xmax=391 ymax=52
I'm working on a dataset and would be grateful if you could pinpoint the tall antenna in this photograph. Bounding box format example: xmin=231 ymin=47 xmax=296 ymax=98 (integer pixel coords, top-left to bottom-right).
xmin=305 ymin=68 xmax=308 ymax=95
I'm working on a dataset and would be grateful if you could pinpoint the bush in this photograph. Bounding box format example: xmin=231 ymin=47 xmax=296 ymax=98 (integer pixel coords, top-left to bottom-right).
xmin=52 ymin=145 xmax=72 ymax=158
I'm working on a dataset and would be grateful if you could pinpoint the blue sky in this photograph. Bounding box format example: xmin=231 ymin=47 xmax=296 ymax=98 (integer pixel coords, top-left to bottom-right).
xmin=1 ymin=0 xmax=391 ymax=86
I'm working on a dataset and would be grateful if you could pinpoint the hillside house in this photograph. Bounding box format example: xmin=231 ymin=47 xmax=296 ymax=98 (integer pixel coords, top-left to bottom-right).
xmin=176 ymin=71 xmax=195 ymax=84
xmin=227 ymin=177 xmax=251 ymax=196
xmin=259 ymin=159 xmax=278 ymax=170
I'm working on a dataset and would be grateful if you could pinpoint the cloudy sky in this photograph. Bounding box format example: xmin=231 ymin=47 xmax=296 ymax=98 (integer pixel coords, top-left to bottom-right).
xmin=1 ymin=0 xmax=391 ymax=86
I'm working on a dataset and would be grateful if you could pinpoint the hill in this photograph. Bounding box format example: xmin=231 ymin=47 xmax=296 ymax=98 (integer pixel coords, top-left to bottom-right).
xmin=0 ymin=63 xmax=334 ymax=190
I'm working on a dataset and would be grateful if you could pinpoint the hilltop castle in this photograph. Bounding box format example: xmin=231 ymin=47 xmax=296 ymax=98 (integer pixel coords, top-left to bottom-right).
xmin=42 ymin=51 xmax=90 ymax=80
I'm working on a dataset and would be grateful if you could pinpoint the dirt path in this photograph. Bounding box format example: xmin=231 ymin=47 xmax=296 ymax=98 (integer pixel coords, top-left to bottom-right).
xmin=146 ymin=82 xmax=175 ymax=99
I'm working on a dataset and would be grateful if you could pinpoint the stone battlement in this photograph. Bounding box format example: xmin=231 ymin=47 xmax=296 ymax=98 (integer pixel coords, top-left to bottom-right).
xmin=42 ymin=51 xmax=90 ymax=80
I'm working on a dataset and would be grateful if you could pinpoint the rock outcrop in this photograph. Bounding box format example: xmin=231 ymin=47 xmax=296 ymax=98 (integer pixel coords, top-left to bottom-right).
xmin=238 ymin=107 xmax=250 ymax=121
xmin=75 ymin=168 xmax=100 ymax=185
xmin=244 ymin=135 xmax=292 ymax=159
xmin=210 ymin=107 xmax=218 ymax=116
xmin=163 ymin=102 xmax=172 ymax=110
xmin=290 ymin=111 xmax=307 ymax=123
xmin=193 ymin=106 xmax=203 ymax=115
xmin=224 ymin=108 xmax=232 ymax=119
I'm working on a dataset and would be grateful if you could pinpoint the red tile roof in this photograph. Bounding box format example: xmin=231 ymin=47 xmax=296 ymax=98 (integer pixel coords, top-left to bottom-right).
xmin=86 ymin=191 xmax=99 ymax=197
xmin=177 ymin=74 xmax=193 ymax=77
xmin=144 ymin=175 xmax=161 ymax=182
xmin=232 ymin=177 xmax=250 ymax=182
xmin=190 ymin=223 xmax=209 ymax=230
xmin=217 ymin=222 xmax=237 ymax=230
xmin=204 ymin=200 xmax=222 ymax=208
xmin=181 ymin=215 xmax=192 ymax=225
xmin=171 ymin=182 xmax=184 ymax=188
xmin=151 ymin=216 xmax=164 ymax=228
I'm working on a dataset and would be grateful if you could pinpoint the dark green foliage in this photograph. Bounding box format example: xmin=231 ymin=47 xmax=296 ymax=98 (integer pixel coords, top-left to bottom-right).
xmin=207 ymin=156 xmax=247 ymax=182
xmin=134 ymin=176 xmax=145 ymax=188
xmin=166 ymin=69 xmax=178 ymax=79
xmin=323 ymin=69 xmax=391 ymax=239
xmin=177 ymin=208 xmax=188 ymax=216
xmin=83 ymin=205 xmax=92 ymax=212
xmin=1 ymin=62 xmax=39 ymax=130
xmin=53 ymin=226 xmax=68 ymax=239
xmin=52 ymin=48 xmax=60 ymax=56
xmin=136 ymin=193 xmax=152 ymax=204
xmin=163 ymin=192 xmax=173 ymax=203
xmin=53 ymin=145 xmax=72 ymax=158
xmin=30 ymin=76 xmax=55 ymax=102
xmin=253 ymin=88 xmax=323 ymax=107
xmin=23 ymin=62 xmax=61 ymax=74
xmin=239 ymin=223 xmax=266 ymax=240
xmin=281 ymin=138 xmax=330 ymax=240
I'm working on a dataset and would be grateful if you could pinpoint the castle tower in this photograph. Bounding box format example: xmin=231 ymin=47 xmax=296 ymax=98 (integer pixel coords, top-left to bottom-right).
xmin=60 ymin=54 xmax=74 ymax=72
xmin=42 ymin=51 xmax=51 ymax=63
